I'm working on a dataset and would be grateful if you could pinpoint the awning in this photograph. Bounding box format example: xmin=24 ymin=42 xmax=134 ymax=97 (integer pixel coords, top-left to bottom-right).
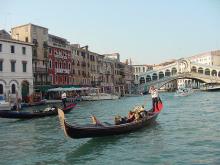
xmin=47 ymin=87 xmax=90 ymax=92
xmin=35 ymin=86 xmax=52 ymax=92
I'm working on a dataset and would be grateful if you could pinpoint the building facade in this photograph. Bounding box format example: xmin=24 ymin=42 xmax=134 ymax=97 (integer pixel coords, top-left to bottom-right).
xmin=9 ymin=23 xmax=135 ymax=95
xmin=187 ymin=50 xmax=220 ymax=66
xmin=0 ymin=38 xmax=33 ymax=102
xmin=48 ymin=34 xmax=72 ymax=86
xmin=70 ymin=44 xmax=91 ymax=86
xmin=11 ymin=24 xmax=50 ymax=88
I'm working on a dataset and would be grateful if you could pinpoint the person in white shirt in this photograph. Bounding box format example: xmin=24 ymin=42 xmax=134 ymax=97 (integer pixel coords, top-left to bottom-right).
xmin=149 ymin=86 xmax=159 ymax=112
xmin=61 ymin=92 xmax=67 ymax=108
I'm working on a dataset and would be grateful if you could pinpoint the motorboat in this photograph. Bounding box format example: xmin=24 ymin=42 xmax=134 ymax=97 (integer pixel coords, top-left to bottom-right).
xmin=201 ymin=83 xmax=220 ymax=91
xmin=175 ymin=88 xmax=193 ymax=97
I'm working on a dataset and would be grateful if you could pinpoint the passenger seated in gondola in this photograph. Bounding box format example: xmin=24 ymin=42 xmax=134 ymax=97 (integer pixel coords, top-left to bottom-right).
xmin=91 ymin=115 xmax=103 ymax=126
xmin=115 ymin=115 xmax=127 ymax=125
xmin=139 ymin=105 xmax=148 ymax=118
xmin=127 ymin=111 xmax=135 ymax=123
xmin=135 ymin=112 xmax=141 ymax=121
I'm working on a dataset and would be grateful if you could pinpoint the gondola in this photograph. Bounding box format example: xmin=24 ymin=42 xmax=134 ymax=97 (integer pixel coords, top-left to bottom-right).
xmin=58 ymin=99 xmax=163 ymax=139
xmin=0 ymin=103 xmax=76 ymax=119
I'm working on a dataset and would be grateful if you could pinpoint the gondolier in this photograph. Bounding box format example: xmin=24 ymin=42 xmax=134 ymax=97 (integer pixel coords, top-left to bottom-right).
xmin=61 ymin=92 xmax=67 ymax=108
xmin=149 ymin=86 xmax=160 ymax=112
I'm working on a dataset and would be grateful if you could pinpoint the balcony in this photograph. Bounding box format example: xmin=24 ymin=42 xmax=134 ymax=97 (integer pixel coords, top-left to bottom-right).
xmin=34 ymin=81 xmax=52 ymax=86
xmin=91 ymin=80 xmax=102 ymax=86
xmin=55 ymin=68 xmax=70 ymax=74
xmin=101 ymin=82 xmax=114 ymax=87
xmin=33 ymin=67 xmax=47 ymax=73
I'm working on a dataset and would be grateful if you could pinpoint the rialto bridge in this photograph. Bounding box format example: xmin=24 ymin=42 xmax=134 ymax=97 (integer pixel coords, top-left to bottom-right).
xmin=138 ymin=59 xmax=220 ymax=91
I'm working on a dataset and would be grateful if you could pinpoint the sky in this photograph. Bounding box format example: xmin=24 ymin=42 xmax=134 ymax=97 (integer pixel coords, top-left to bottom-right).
xmin=0 ymin=0 xmax=220 ymax=64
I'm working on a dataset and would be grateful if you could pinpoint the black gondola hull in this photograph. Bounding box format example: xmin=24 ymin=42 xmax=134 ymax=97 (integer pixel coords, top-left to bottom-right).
xmin=64 ymin=113 xmax=159 ymax=139
xmin=0 ymin=103 xmax=76 ymax=119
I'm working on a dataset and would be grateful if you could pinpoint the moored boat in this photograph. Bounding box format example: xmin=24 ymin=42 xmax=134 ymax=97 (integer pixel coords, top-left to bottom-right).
xmin=0 ymin=103 xmax=76 ymax=119
xmin=201 ymin=83 xmax=220 ymax=92
xmin=174 ymin=88 xmax=193 ymax=97
xmin=58 ymin=99 xmax=163 ymax=139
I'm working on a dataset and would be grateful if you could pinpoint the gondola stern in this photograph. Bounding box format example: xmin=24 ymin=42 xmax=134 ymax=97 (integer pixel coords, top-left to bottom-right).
xmin=57 ymin=109 xmax=69 ymax=137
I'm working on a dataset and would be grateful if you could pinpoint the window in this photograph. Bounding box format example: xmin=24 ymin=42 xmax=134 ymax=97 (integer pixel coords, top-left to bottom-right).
xmin=0 ymin=44 xmax=2 ymax=52
xmin=11 ymin=84 xmax=16 ymax=94
xmin=22 ymin=62 xmax=27 ymax=72
xmin=55 ymin=76 xmax=58 ymax=83
xmin=0 ymin=84 xmax=3 ymax=94
xmin=0 ymin=60 xmax=3 ymax=71
xmin=49 ymin=48 xmax=52 ymax=54
xmin=33 ymin=48 xmax=37 ymax=57
xmin=22 ymin=47 xmax=26 ymax=55
xmin=11 ymin=61 xmax=16 ymax=72
xmin=11 ymin=45 xmax=15 ymax=53
xmin=25 ymin=37 xmax=28 ymax=42
xmin=49 ymin=60 xmax=52 ymax=68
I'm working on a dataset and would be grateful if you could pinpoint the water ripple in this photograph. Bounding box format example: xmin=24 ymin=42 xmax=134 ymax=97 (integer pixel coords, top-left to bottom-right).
xmin=1 ymin=91 xmax=220 ymax=165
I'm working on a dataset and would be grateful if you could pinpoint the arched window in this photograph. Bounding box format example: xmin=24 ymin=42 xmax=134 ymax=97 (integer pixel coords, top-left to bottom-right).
xmin=211 ymin=70 xmax=217 ymax=76
xmin=146 ymin=75 xmax=151 ymax=82
xmin=171 ymin=67 xmax=177 ymax=75
xmin=152 ymin=73 xmax=158 ymax=80
xmin=198 ymin=67 xmax=203 ymax=74
xmin=205 ymin=68 xmax=210 ymax=75
xmin=139 ymin=77 xmax=145 ymax=84
xmin=191 ymin=66 xmax=197 ymax=72
xmin=159 ymin=72 xmax=164 ymax=79
xmin=0 ymin=84 xmax=3 ymax=94
xmin=165 ymin=69 xmax=171 ymax=76
xmin=11 ymin=84 xmax=16 ymax=94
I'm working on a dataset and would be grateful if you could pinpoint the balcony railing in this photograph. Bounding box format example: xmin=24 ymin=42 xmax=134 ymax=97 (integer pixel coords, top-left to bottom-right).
xmin=55 ymin=68 xmax=70 ymax=74
xmin=34 ymin=81 xmax=52 ymax=86
xmin=100 ymin=82 xmax=114 ymax=86
xmin=91 ymin=80 xmax=102 ymax=86
xmin=33 ymin=67 xmax=48 ymax=73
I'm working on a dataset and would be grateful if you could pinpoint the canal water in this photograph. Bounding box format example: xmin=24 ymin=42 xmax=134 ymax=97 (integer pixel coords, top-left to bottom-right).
xmin=1 ymin=91 xmax=220 ymax=165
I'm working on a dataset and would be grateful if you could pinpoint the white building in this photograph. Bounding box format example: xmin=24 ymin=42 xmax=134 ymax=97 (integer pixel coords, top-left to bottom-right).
xmin=0 ymin=38 xmax=33 ymax=102
xmin=187 ymin=50 xmax=220 ymax=66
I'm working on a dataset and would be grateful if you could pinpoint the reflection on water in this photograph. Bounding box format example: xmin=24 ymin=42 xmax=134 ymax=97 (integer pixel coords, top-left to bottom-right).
xmin=65 ymin=136 xmax=121 ymax=163
xmin=1 ymin=91 xmax=220 ymax=165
